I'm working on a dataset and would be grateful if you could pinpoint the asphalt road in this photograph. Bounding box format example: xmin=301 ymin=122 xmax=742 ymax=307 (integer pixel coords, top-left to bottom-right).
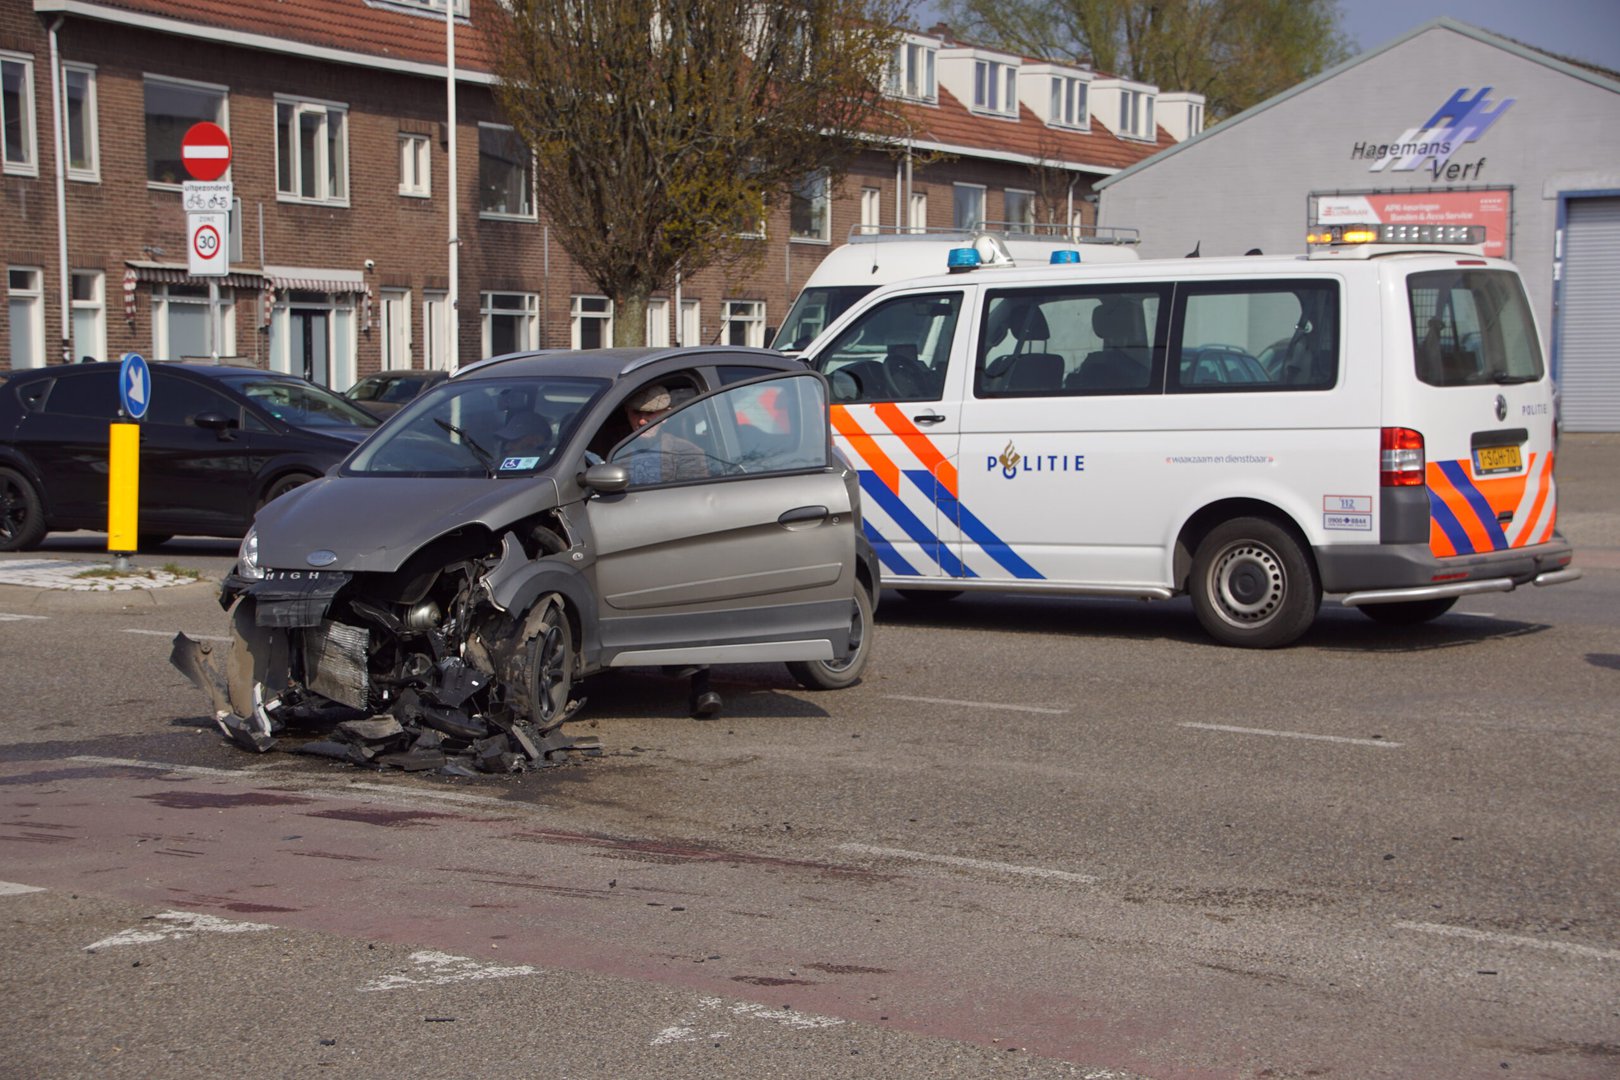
xmin=1 ymin=435 xmax=1616 ymax=1079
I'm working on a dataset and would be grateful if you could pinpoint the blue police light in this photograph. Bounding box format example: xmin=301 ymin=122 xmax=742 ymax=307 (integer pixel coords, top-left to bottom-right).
xmin=946 ymin=247 xmax=982 ymax=272
xmin=1050 ymin=249 xmax=1082 ymax=265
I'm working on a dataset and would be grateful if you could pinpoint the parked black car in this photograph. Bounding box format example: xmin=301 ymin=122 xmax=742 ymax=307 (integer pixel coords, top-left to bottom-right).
xmin=343 ymin=368 xmax=450 ymax=418
xmin=0 ymin=361 xmax=378 ymax=550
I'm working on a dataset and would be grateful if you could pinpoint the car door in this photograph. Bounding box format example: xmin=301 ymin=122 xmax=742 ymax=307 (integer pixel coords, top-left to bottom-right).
xmin=17 ymin=367 xmax=120 ymax=525
xmin=139 ymin=370 xmax=257 ymax=532
xmin=583 ymin=371 xmax=859 ymax=667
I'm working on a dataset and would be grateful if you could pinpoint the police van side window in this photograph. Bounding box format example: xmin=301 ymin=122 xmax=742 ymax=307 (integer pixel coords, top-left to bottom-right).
xmin=975 ymin=286 xmax=1167 ymax=397
xmin=1170 ymin=281 xmax=1339 ymax=393
xmin=810 ymin=292 xmax=960 ymax=404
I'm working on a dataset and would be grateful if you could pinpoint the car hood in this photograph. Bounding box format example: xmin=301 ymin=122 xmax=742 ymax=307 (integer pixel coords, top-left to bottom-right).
xmin=254 ymin=474 xmax=563 ymax=573
xmin=313 ymin=424 xmax=377 ymax=444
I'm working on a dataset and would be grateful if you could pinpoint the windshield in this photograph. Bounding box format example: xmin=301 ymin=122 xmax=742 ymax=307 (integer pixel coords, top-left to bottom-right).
xmin=346 ymin=376 xmax=607 ymax=477
xmin=773 ymin=286 xmax=875 ymax=353
xmin=347 ymin=375 xmax=427 ymax=404
xmin=243 ymin=380 xmax=380 ymax=428
xmin=1408 ymin=269 xmax=1545 ymax=387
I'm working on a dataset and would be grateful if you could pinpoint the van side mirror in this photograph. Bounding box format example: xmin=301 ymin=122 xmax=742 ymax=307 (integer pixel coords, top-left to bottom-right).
xmin=582 ymin=462 xmax=630 ymax=493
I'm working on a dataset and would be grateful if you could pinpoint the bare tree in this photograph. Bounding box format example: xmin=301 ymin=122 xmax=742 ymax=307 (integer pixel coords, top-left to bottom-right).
xmin=942 ymin=0 xmax=1351 ymax=122
xmin=494 ymin=0 xmax=912 ymax=346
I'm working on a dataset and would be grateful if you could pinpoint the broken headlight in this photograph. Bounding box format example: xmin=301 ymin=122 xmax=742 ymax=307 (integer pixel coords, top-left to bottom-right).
xmin=237 ymin=526 xmax=264 ymax=581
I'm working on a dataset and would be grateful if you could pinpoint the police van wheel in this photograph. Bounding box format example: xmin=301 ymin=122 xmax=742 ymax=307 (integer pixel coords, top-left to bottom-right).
xmin=788 ymin=587 xmax=873 ymax=691
xmin=1358 ymin=597 xmax=1457 ymax=626
xmin=1190 ymin=517 xmax=1320 ymax=649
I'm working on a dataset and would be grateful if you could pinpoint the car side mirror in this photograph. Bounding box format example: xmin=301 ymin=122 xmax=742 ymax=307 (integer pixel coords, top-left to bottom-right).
xmin=582 ymin=462 xmax=630 ymax=493
xmin=194 ymin=411 xmax=239 ymax=438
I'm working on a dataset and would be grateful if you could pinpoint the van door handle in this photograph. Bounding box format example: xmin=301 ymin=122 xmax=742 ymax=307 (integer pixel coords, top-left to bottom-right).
xmin=912 ymin=412 xmax=946 ymax=425
xmin=778 ymin=505 xmax=829 ymax=526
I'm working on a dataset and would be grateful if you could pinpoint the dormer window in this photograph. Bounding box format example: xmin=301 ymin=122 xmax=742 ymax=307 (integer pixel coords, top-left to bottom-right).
xmin=369 ymin=0 xmax=470 ymax=16
xmin=974 ymin=59 xmax=1017 ymax=116
xmin=1093 ymin=78 xmax=1158 ymax=141
xmin=888 ymin=37 xmax=936 ymax=103
xmin=1118 ymin=87 xmax=1154 ymax=139
xmin=1050 ymin=75 xmax=1087 ymax=128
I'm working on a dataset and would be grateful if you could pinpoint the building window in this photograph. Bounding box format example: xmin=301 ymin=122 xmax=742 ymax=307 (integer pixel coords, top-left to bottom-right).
xmin=7 ymin=267 xmax=44 ymax=368
xmin=570 ymin=295 xmax=612 ymax=349
xmin=908 ymin=191 xmax=928 ymax=233
xmin=153 ymin=283 xmax=235 ymax=361
xmin=888 ymin=39 xmax=936 ymax=102
xmin=63 ymin=65 xmax=98 ymax=181
xmin=678 ymin=300 xmax=700 ymax=347
xmin=483 ymin=292 xmax=539 ymax=355
xmin=790 ymin=172 xmax=830 ymax=242
xmin=953 ymin=183 xmax=985 ymax=230
xmin=859 ymin=187 xmax=882 ymax=235
xmin=71 ymin=270 xmax=105 ymax=363
xmin=479 ymin=123 xmax=534 ymax=219
xmin=423 ymin=291 xmax=451 ymax=369
xmin=379 ymin=0 xmax=468 ymax=14
xmin=1049 ymin=75 xmax=1087 ymax=128
xmin=1003 ymin=189 xmax=1034 ymax=231
xmin=145 ymin=76 xmax=227 ymax=186
xmin=380 ymin=288 xmax=412 ymax=368
xmin=399 ymin=132 xmax=431 ymax=198
xmin=1 ymin=54 xmax=38 ymax=176
xmin=276 ymin=98 xmax=348 ymax=204
xmin=1119 ymin=88 xmax=1155 ymax=140
xmin=723 ymin=301 xmax=765 ymax=347
xmin=973 ymin=59 xmax=1017 ymax=116
xmin=645 ymin=297 xmax=670 ymax=347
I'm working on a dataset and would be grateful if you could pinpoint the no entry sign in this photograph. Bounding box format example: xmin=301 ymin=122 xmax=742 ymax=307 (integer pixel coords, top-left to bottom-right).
xmin=181 ymin=122 xmax=232 ymax=182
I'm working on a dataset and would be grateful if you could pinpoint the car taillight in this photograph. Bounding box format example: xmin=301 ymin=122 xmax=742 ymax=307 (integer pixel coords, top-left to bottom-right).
xmin=1381 ymin=427 xmax=1425 ymax=486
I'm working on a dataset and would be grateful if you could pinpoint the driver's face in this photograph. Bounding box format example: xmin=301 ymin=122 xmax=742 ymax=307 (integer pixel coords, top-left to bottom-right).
xmin=627 ymin=406 xmax=670 ymax=430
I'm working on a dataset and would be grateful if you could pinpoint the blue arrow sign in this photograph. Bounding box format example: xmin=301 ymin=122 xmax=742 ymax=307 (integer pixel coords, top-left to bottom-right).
xmin=119 ymin=352 xmax=150 ymax=420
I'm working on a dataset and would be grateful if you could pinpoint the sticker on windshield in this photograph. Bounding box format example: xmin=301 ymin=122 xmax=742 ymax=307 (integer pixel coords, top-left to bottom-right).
xmin=498 ymin=456 xmax=540 ymax=471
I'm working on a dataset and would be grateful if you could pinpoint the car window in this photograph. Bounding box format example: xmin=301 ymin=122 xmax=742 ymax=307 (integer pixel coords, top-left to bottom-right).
xmin=147 ymin=373 xmax=241 ymax=427
xmin=1170 ymin=281 xmax=1338 ymax=393
xmin=975 ymin=286 xmax=1167 ymax=398
xmin=39 ymin=369 xmax=119 ymax=418
xmin=1408 ymin=269 xmax=1543 ymax=387
xmin=810 ymin=292 xmax=960 ymax=404
xmin=241 ymin=379 xmax=380 ymax=428
xmin=347 ymin=375 xmax=606 ymax=477
xmin=612 ymin=373 xmax=828 ymax=488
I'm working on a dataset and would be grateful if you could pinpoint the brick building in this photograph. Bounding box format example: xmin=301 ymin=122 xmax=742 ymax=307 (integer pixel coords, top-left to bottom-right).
xmin=3 ymin=0 xmax=1191 ymax=386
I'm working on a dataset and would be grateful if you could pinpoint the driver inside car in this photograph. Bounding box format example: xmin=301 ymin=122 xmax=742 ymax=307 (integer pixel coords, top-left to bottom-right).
xmin=494 ymin=387 xmax=553 ymax=465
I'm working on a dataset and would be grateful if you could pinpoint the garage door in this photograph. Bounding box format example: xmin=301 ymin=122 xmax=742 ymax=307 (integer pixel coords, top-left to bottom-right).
xmin=1558 ymin=196 xmax=1620 ymax=432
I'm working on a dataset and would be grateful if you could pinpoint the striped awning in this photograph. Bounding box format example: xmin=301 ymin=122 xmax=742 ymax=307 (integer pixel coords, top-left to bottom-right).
xmin=123 ymin=261 xmax=266 ymax=289
xmin=263 ymin=266 xmax=366 ymax=295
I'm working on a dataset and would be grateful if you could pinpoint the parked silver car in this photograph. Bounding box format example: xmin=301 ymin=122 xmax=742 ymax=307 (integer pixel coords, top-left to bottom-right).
xmin=188 ymin=347 xmax=877 ymax=769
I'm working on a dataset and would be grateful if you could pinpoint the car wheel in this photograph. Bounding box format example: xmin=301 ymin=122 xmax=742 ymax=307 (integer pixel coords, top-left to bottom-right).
xmin=897 ymin=588 xmax=962 ymax=604
xmin=787 ymin=586 xmax=873 ymax=690
xmin=1190 ymin=517 xmax=1320 ymax=649
xmin=1358 ymin=597 xmax=1457 ymax=626
xmin=523 ymin=595 xmax=575 ymax=732
xmin=0 ymin=467 xmax=47 ymax=552
xmin=259 ymin=473 xmax=315 ymax=508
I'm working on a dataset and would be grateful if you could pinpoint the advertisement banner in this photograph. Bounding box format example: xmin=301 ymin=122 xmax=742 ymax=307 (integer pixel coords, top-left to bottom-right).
xmin=1314 ymin=190 xmax=1511 ymax=258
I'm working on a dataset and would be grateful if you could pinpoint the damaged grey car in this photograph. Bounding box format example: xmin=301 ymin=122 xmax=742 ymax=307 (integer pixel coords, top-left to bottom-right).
xmin=174 ymin=347 xmax=877 ymax=773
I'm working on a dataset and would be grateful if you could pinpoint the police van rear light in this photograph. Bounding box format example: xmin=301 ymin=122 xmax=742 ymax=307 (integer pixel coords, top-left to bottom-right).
xmin=1050 ymin=249 xmax=1082 ymax=264
xmin=1307 ymin=223 xmax=1486 ymax=248
xmin=947 ymin=247 xmax=982 ymax=272
xmin=1381 ymin=427 xmax=1426 ymax=486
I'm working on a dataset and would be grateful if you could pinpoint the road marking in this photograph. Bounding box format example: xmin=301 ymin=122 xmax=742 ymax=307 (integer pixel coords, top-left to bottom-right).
xmin=123 ymin=628 xmax=231 ymax=643
xmin=1179 ymin=722 xmax=1401 ymax=748
xmin=342 ymin=781 xmax=511 ymax=807
xmin=0 ymin=881 xmax=45 ymax=896
xmin=884 ymin=694 xmax=1069 ymax=715
xmin=72 ymin=755 xmax=248 ymax=779
xmin=359 ymin=950 xmax=537 ymax=992
xmin=67 ymin=755 xmax=514 ymax=809
xmin=652 ymin=996 xmax=843 ymax=1046
xmin=837 ymin=843 xmax=1097 ymax=884
xmin=85 ymin=910 xmax=272 ymax=950
xmin=1395 ymin=921 xmax=1620 ymax=962
xmin=0 ymin=613 xmax=49 ymax=621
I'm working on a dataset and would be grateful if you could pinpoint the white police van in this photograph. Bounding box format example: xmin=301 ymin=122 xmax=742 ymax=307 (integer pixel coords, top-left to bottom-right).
xmin=802 ymin=224 xmax=1580 ymax=647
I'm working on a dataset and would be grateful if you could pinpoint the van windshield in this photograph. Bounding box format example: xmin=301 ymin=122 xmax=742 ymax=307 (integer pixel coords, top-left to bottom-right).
xmin=1408 ymin=269 xmax=1544 ymax=387
xmin=774 ymin=286 xmax=876 ymax=352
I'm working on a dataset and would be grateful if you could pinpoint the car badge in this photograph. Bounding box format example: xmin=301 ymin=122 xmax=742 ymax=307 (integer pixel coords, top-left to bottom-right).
xmin=306 ymin=550 xmax=338 ymax=567
xmin=1494 ymin=394 xmax=1507 ymax=422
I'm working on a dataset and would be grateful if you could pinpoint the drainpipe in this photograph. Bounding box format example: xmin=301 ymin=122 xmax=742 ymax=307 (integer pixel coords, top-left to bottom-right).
xmin=445 ymin=2 xmax=459 ymax=367
xmin=47 ymin=16 xmax=69 ymax=363
xmin=1065 ymin=173 xmax=1079 ymax=241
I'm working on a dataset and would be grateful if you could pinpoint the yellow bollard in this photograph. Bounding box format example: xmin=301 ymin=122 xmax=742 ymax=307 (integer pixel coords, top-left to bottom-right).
xmin=107 ymin=422 xmax=140 ymax=553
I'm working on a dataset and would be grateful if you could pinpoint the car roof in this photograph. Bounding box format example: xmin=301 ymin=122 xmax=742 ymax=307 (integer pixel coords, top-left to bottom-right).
xmin=2 ymin=360 xmax=306 ymax=385
xmin=358 ymin=369 xmax=448 ymax=380
xmin=454 ymin=346 xmax=800 ymax=382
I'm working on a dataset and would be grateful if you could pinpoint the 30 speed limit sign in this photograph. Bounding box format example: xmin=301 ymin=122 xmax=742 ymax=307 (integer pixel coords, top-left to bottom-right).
xmin=188 ymin=211 xmax=228 ymax=276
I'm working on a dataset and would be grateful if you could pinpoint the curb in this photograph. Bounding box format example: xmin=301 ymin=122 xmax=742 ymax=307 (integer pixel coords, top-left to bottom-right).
xmin=0 ymin=577 xmax=221 ymax=613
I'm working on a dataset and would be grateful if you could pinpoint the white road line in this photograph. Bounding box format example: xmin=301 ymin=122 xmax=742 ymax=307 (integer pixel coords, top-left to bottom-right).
xmin=0 ymin=881 xmax=46 ymax=896
xmin=85 ymin=911 xmax=272 ymax=950
xmin=837 ymin=842 xmax=1097 ymax=884
xmin=122 ymin=628 xmax=231 ymax=643
xmin=341 ymin=781 xmax=511 ymax=807
xmin=0 ymin=613 xmax=49 ymax=621
xmin=71 ymin=755 xmax=248 ymax=779
xmin=358 ymin=950 xmax=537 ymax=992
xmin=884 ymin=694 xmax=1070 ymax=715
xmin=1395 ymin=921 xmax=1620 ymax=962
xmin=66 ymin=755 xmax=513 ymax=808
xmin=652 ymin=996 xmax=843 ymax=1046
xmin=1179 ymin=722 xmax=1402 ymax=748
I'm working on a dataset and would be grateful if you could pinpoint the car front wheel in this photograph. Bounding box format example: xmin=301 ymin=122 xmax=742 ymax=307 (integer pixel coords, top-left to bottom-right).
xmin=787 ymin=586 xmax=873 ymax=690
xmin=259 ymin=472 xmax=316 ymax=509
xmin=1189 ymin=517 xmax=1320 ymax=649
xmin=0 ymin=467 xmax=46 ymax=551
xmin=523 ymin=595 xmax=575 ymax=732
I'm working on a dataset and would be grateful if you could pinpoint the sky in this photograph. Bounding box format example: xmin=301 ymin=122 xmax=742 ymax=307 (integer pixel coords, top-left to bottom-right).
xmin=913 ymin=1 xmax=1620 ymax=73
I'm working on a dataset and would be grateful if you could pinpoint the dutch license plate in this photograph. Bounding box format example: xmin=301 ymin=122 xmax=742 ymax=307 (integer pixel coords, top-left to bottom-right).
xmin=1474 ymin=444 xmax=1522 ymax=474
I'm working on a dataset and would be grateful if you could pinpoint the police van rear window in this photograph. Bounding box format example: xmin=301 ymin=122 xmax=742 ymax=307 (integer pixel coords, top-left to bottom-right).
xmin=1409 ymin=269 xmax=1544 ymax=387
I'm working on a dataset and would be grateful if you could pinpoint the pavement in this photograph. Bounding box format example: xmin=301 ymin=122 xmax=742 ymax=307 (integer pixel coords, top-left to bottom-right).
xmin=3 ymin=432 xmax=1617 ymax=600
